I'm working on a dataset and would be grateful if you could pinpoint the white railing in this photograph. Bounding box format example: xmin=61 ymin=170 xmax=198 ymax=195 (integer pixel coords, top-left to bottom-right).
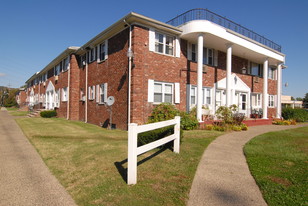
xmin=127 ymin=116 xmax=181 ymax=185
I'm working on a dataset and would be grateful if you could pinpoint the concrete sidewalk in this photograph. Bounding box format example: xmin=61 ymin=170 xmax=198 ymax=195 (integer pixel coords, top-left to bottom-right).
xmin=187 ymin=124 xmax=305 ymax=206
xmin=0 ymin=107 xmax=76 ymax=206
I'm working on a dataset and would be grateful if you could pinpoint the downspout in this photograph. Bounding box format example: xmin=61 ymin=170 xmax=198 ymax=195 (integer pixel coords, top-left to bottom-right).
xmin=67 ymin=55 xmax=70 ymax=120
xmin=85 ymin=55 xmax=88 ymax=123
xmin=124 ymin=19 xmax=132 ymax=126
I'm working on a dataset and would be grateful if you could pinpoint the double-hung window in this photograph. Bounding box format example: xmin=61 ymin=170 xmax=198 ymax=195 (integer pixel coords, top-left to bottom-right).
xmin=154 ymin=82 xmax=173 ymax=104
xmin=203 ymin=48 xmax=213 ymax=65
xmin=55 ymin=64 xmax=61 ymax=76
xmin=89 ymin=47 xmax=96 ymax=63
xmin=63 ymin=56 xmax=70 ymax=72
xmin=98 ymin=83 xmax=107 ymax=104
xmin=155 ymin=32 xmax=174 ymax=55
xmin=268 ymin=95 xmax=275 ymax=107
xmin=62 ymin=87 xmax=68 ymax=102
xmin=190 ymin=87 xmax=197 ymax=105
xmin=249 ymin=62 xmax=263 ymax=77
xmin=98 ymin=40 xmax=108 ymax=62
xmin=268 ymin=67 xmax=276 ymax=80
xmin=251 ymin=93 xmax=261 ymax=107
xmin=203 ymin=87 xmax=212 ymax=105
xmin=88 ymin=86 xmax=95 ymax=100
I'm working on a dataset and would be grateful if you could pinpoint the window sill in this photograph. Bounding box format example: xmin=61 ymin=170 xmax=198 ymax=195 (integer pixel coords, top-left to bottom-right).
xmin=97 ymin=59 xmax=107 ymax=64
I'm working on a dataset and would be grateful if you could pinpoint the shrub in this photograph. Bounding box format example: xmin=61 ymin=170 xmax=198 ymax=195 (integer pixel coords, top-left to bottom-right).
xmin=40 ymin=110 xmax=57 ymax=118
xmin=282 ymin=108 xmax=308 ymax=122
xmin=139 ymin=103 xmax=184 ymax=147
xmin=148 ymin=103 xmax=179 ymax=123
xmin=232 ymin=113 xmax=246 ymax=125
xmin=181 ymin=110 xmax=199 ymax=130
xmin=205 ymin=124 xmax=213 ymax=130
xmin=231 ymin=125 xmax=242 ymax=131
xmin=241 ymin=123 xmax=248 ymax=131
xmin=215 ymin=104 xmax=238 ymax=125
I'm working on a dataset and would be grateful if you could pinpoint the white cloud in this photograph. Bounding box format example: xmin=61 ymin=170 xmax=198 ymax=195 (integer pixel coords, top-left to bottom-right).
xmin=0 ymin=73 xmax=6 ymax=77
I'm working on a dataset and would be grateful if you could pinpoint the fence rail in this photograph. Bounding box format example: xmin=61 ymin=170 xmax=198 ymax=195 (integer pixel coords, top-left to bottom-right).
xmin=166 ymin=8 xmax=281 ymax=52
xmin=127 ymin=116 xmax=181 ymax=185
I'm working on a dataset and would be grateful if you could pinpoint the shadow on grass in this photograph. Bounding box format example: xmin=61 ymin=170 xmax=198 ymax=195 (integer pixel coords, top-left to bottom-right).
xmin=114 ymin=146 xmax=171 ymax=183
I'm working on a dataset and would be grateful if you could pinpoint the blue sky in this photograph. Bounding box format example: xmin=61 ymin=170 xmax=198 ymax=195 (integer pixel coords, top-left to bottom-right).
xmin=0 ymin=0 xmax=307 ymax=98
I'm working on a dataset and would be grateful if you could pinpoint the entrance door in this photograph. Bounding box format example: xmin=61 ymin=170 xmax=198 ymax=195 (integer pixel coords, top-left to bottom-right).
xmin=239 ymin=93 xmax=247 ymax=115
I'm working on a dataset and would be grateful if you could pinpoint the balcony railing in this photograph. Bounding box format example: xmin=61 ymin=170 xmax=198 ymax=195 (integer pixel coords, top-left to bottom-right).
xmin=166 ymin=8 xmax=281 ymax=52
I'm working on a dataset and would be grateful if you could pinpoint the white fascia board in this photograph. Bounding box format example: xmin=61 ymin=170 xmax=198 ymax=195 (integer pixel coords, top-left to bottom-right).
xmin=180 ymin=20 xmax=284 ymax=62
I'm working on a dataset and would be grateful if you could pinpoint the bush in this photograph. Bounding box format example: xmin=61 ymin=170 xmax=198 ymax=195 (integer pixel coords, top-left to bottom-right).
xmin=148 ymin=103 xmax=179 ymax=123
xmin=282 ymin=108 xmax=308 ymax=122
xmin=231 ymin=125 xmax=242 ymax=131
xmin=241 ymin=123 xmax=248 ymax=131
xmin=215 ymin=104 xmax=238 ymax=125
xmin=180 ymin=111 xmax=199 ymax=130
xmin=205 ymin=124 xmax=213 ymax=130
xmin=40 ymin=110 xmax=57 ymax=118
xmin=232 ymin=113 xmax=246 ymax=125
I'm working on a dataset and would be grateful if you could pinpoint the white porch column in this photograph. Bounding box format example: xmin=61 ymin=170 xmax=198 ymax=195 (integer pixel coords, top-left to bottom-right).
xmin=197 ymin=34 xmax=204 ymax=122
xmin=226 ymin=44 xmax=232 ymax=107
xmin=276 ymin=64 xmax=282 ymax=118
xmin=262 ymin=58 xmax=268 ymax=119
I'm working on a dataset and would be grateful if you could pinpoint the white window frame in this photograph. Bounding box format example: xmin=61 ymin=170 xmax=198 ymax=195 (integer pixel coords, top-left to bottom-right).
xmin=88 ymin=85 xmax=95 ymax=100
xmin=251 ymin=93 xmax=262 ymax=108
xmin=62 ymin=56 xmax=70 ymax=72
xmin=268 ymin=67 xmax=276 ymax=80
xmin=55 ymin=64 xmax=61 ymax=76
xmin=97 ymin=40 xmax=108 ymax=62
xmin=98 ymin=83 xmax=108 ymax=104
xmin=189 ymin=85 xmax=212 ymax=107
xmin=189 ymin=44 xmax=214 ymax=66
xmin=62 ymin=87 xmax=68 ymax=102
xmin=268 ymin=95 xmax=275 ymax=107
xmin=155 ymin=32 xmax=174 ymax=56
xmin=89 ymin=47 xmax=96 ymax=63
xmin=55 ymin=89 xmax=60 ymax=108
xmin=153 ymin=81 xmax=174 ymax=104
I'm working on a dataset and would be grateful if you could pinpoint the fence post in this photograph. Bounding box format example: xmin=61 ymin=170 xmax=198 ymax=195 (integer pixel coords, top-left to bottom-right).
xmin=127 ymin=123 xmax=138 ymax=185
xmin=173 ymin=116 xmax=181 ymax=153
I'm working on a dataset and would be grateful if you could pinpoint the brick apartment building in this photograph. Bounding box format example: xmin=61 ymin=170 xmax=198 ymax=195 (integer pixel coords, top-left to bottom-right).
xmin=22 ymin=9 xmax=286 ymax=130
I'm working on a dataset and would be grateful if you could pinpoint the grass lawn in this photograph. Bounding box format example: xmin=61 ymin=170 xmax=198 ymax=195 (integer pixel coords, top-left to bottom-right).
xmin=6 ymin=107 xmax=29 ymax=116
xmin=16 ymin=117 xmax=222 ymax=206
xmin=244 ymin=126 xmax=308 ymax=206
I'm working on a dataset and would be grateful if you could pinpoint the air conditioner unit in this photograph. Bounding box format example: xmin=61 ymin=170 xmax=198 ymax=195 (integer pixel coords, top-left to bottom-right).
xmin=55 ymin=75 xmax=59 ymax=81
xmin=254 ymin=76 xmax=259 ymax=83
xmin=203 ymin=65 xmax=208 ymax=73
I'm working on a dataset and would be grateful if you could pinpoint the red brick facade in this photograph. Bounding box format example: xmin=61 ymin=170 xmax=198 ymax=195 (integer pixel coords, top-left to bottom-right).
xmin=24 ymin=12 xmax=282 ymax=130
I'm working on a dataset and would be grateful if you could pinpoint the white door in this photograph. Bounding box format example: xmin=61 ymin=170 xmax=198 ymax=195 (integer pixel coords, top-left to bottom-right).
xmin=239 ymin=93 xmax=247 ymax=115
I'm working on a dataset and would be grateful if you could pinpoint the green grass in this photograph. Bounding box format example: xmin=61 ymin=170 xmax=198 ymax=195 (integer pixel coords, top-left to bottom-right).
xmin=16 ymin=117 xmax=222 ymax=206
xmin=244 ymin=126 xmax=308 ymax=206
xmin=6 ymin=107 xmax=29 ymax=116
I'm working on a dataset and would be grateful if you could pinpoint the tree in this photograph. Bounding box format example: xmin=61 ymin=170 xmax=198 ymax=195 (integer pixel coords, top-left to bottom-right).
xmin=303 ymin=93 xmax=308 ymax=103
xmin=291 ymin=96 xmax=295 ymax=100
xmin=3 ymin=88 xmax=19 ymax=107
xmin=296 ymin=97 xmax=303 ymax=101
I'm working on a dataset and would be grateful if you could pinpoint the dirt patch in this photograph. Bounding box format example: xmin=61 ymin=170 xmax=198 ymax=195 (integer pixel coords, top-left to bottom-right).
xmin=268 ymin=176 xmax=292 ymax=187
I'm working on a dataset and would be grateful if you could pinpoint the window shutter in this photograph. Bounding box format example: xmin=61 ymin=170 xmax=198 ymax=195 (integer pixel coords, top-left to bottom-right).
xmin=149 ymin=28 xmax=155 ymax=52
xmin=104 ymin=40 xmax=108 ymax=60
xmin=92 ymin=85 xmax=95 ymax=99
xmin=214 ymin=50 xmax=218 ymax=66
xmin=88 ymin=86 xmax=91 ymax=100
xmin=148 ymin=79 xmax=154 ymax=102
xmin=96 ymin=85 xmax=99 ymax=103
xmin=174 ymin=82 xmax=180 ymax=104
xmin=175 ymin=37 xmax=180 ymax=58
xmin=104 ymin=83 xmax=108 ymax=102
xmin=187 ymin=42 xmax=192 ymax=60
xmin=186 ymin=84 xmax=192 ymax=112
xmin=97 ymin=45 xmax=100 ymax=62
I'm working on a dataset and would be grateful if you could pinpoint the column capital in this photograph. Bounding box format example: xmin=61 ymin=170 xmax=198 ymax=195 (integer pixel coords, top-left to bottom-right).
xmin=225 ymin=43 xmax=233 ymax=48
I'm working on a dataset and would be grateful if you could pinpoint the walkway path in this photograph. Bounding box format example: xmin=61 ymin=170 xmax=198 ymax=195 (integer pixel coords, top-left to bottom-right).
xmin=0 ymin=107 xmax=76 ymax=206
xmin=188 ymin=124 xmax=305 ymax=206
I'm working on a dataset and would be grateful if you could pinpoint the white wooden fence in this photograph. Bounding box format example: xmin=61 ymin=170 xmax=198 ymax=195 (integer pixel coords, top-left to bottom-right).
xmin=127 ymin=116 xmax=181 ymax=185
